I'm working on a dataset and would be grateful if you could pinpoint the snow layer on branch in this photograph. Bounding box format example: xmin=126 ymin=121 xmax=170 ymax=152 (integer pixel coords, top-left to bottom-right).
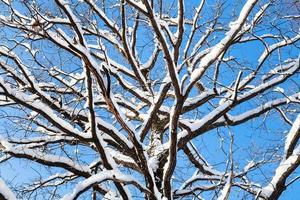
xmin=2 ymin=0 xmax=10 ymax=4
xmin=273 ymin=86 xmax=284 ymax=93
xmin=126 ymin=0 xmax=147 ymax=13
xmin=190 ymin=101 xmax=231 ymax=131
xmin=258 ymin=35 xmax=300 ymax=64
xmin=104 ymin=191 xmax=121 ymax=200
xmin=227 ymin=93 xmax=300 ymax=123
xmin=148 ymin=156 xmax=159 ymax=172
xmin=10 ymin=136 xmax=74 ymax=144
xmin=184 ymin=89 xmax=216 ymax=107
xmin=284 ymin=114 xmax=300 ymax=157
xmin=243 ymin=160 xmax=255 ymax=172
xmin=261 ymin=114 xmax=300 ymax=198
xmin=61 ymin=170 xmax=140 ymax=200
xmin=96 ymin=118 xmax=133 ymax=148
xmin=189 ymin=0 xmax=257 ymax=84
xmin=0 ymin=76 xmax=91 ymax=139
xmin=217 ymin=173 xmax=232 ymax=200
xmin=0 ymin=178 xmax=16 ymax=200
xmin=261 ymin=145 xmax=300 ymax=197
xmin=0 ymin=139 xmax=91 ymax=174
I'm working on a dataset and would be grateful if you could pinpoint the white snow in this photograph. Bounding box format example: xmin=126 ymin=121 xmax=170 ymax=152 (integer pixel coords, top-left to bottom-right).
xmin=0 ymin=76 xmax=91 ymax=139
xmin=126 ymin=0 xmax=147 ymax=13
xmin=284 ymin=114 xmax=300 ymax=158
xmin=258 ymin=34 xmax=300 ymax=64
xmin=189 ymin=0 xmax=257 ymax=85
xmin=0 ymin=139 xmax=90 ymax=173
xmin=261 ymin=116 xmax=300 ymax=198
xmin=0 ymin=178 xmax=17 ymax=200
xmin=227 ymin=94 xmax=299 ymax=123
xmin=148 ymin=156 xmax=159 ymax=172
xmin=190 ymin=101 xmax=231 ymax=132
xmin=108 ymin=148 xmax=135 ymax=165
xmin=244 ymin=160 xmax=255 ymax=171
xmin=217 ymin=173 xmax=232 ymax=200
xmin=261 ymin=147 xmax=300 ymax=197
xmin=104 ymin=191 xmax=121 ymax=200
xmin=273 ymin=86 xmax=284 ymax=93
xmin=61 ymin=170 xmax=142 ymax=200
xmin=2 ymin=0 xmax=11 ymax=4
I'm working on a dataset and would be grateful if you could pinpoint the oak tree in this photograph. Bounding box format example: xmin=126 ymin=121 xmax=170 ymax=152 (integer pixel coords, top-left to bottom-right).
xmin=0 ymin=0 xmax=299 ymax=199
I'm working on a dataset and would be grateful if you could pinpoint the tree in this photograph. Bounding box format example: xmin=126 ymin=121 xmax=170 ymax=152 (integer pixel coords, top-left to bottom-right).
xmin=0 ymin=0 xmax=299 ymax=199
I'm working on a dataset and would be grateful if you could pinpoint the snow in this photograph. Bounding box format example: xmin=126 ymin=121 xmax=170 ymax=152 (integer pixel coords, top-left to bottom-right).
xmin=244 ymin=160 xmax=255 ymax=171
xmin=261 ymin=147 xmax=300 ymax=197
xmin=258 ymin=34 xmax=300 ymax=64
xmin=110 ymin=95 xmax=137 ymax=136
xmin=148 ymin=156 xmax=159 ymax=172
xmin=11 ymin=136 xmax=73 ymax=144
xmin=284 ymin=114 xmax=300 ymax=158
xmin=0 ymin=76 xmax=91 ymax=139
xmin=61 ymin=172 xmax=111 ymax=200
xmin=57 ymin=0 xmax=85 ymax=42
xmin=227 ymin=94 xmax=298 ymax=123
xmin=0 ymin=1 xmax=299 ymax=199
xmin=62 ymin=170 xmax=141 ymax=200
xmin=0 ymin=178 xmax=17 ymax=200
xmin=190 ymin=101 xmax=231 ymax=132
xmin=237 ymin=59 xmax=299 ymax=101
xmin=228 ymin=21 xmax=241 ymax=30
xmin=184 ymin=88 xmax=216 ymax=107
xmin=126 ymin=0 xmax=147 ymax=13
xmin=1 ymin=0 xmax=11 ymax=5
xmin=261 ymin=116 xmax=300 ymax=198
xmin=253 ymin=3 xmax=270 ymax=23
xmin=152 ymin=142 xmax=165 ymax=157
xmin=217 ymin=173 xmax=232 ymax=200
xmin=182 ymin=173 xmax=222 ymax=190
xmin=189 ymin=0 xmax=257 ymax=84
xmin=1 ymin=138 xmax=91 ymax=173
xmin=183 ymin=0 xmax=205 ymax=56
xmin=47 ymin=30 xmax=72 ymax=50
xmin=108 ymin=148 xmax=135 ymax=165
xmin=104 ymin=191 xmax=121 ymax=200
xmin=141 ymin=45 xmax=159 ymax=69
xmin=186 ymin=142 xmax=223 ymax=176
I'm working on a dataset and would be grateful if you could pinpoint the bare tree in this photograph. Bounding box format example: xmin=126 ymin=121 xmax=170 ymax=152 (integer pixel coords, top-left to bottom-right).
xmin=0 ymin=0 xmax=299 ymax=199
